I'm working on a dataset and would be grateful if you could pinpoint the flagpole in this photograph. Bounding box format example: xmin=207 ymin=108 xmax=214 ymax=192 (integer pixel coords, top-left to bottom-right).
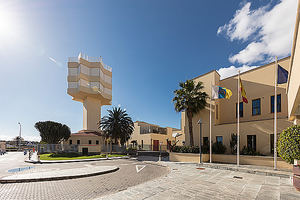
xmin=210 ymin=82 xmax=212 ymax=163
xmin=274 ymin=56 xmax=278 ymax=170
xmin=237 ymin=70 xmax=240 ymax=166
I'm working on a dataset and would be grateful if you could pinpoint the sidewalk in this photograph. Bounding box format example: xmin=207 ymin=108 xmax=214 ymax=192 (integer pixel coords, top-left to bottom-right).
xmin=25 ymin=153 xmax=129 ymax=164
xmin=0 ymin=165 xmax=119 ymax=183
xmin=95 ymin=161 xmax=300 ymax=200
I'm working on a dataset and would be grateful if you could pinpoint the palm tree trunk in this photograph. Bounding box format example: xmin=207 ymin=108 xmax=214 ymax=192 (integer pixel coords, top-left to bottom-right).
xmin=187 ymin=111 xmax=194 ymax=146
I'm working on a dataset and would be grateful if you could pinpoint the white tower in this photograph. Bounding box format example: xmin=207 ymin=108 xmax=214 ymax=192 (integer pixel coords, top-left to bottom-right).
xmin=67 ymin=53 xmax=112 ymax=131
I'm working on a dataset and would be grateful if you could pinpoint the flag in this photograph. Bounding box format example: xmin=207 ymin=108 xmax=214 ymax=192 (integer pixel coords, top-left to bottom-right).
xmin=277 ymin=65 xmax=288 ymax=84
xmin=239 ymin=78 xmax=248 ymax=103
xmin=212 ymin=85 xmax=232 ymax=99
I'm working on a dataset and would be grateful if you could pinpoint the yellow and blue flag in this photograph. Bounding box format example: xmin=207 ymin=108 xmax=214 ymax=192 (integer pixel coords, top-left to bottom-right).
xmin=212 ymin=85 xmax=232 ymax=100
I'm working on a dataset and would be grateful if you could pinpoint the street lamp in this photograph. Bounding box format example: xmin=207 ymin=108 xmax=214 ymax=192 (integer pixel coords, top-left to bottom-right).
xmin=18 ymin=122 xmax=21 ymax=151
xmin=197 ymin=119 xmax=202 ymax=164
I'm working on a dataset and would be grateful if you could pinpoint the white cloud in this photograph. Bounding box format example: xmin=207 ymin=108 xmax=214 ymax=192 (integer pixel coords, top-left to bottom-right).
xmin=218 ymin=0 xmax=297 ymax=64
xmin=48 ymin=56 xmax=62 ymax=67
xmin=217 ymin=65 xmax=258 ymax=80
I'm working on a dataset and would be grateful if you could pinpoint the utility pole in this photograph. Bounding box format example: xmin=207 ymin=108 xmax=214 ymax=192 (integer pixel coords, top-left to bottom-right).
xmin=18 ymin=122 xmax=21 ymax=151
xmin=198 ymin=119 xmax=202 ymax=164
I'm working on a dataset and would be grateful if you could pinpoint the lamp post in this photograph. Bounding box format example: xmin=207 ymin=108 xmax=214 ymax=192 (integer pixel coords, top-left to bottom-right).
xmin=198 ymin=119 xmax=202 ymax=164
xmin=18 ymin=122 xmax=21 ymax=151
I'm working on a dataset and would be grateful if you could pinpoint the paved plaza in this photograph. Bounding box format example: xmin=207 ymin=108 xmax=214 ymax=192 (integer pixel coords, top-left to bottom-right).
xmin=0 ymin=153 xmax=168 ymax=200
xmin=1 ymin=153 xmax=300 ymax=199
xmin=97 ymin=162 xmax=300 ymax=200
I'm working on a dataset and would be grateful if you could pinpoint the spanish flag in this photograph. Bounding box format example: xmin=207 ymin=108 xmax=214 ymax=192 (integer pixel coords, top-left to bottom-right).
xmin=239 ymin=78 xmax=248 ymax=103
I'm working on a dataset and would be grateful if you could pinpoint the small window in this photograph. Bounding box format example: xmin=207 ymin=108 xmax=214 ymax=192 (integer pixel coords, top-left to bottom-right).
xmin=69 ymin=140 xmax=72 ymax=145
xmin=271 ymin=94 xmax=281 ymax=113
xmin=236 ymin=102 xmax=243 ymax=118
xmin=96 ymin=140 xmax=99 ymax=145
xmin=88 ymin=140 xmax=92 ymax=145
xmin=216 ymin=136 xmax=223 ymax=144
xmin=252 ymin=99 xmax=261 ymax=116
xmin=77 ymin=140 xmax=80 ymax=145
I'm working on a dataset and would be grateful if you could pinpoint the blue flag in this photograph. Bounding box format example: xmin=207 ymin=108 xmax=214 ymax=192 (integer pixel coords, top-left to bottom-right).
xmin=277 ymin=65 xmax=288 ymax=84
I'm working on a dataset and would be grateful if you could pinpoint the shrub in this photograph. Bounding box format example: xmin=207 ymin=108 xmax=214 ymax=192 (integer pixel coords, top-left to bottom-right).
xmin=212 ymin=142 xmax=226 ymax=154
xmin=277 ymin=125 xmax=300 ymax=164
xmin=240 ymin=146 xmax=262 ymax=156
xmin=230 ymin=133 xmax=237 ymax=154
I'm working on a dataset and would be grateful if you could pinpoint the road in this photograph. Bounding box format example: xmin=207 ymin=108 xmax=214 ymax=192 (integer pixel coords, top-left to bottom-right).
xmin=0 ymin=152 xmax=169 ymax=200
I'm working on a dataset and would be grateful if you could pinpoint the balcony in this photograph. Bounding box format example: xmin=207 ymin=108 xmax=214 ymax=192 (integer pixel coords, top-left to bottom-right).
xmin=68 ymin=53 xmax=112 ymax=72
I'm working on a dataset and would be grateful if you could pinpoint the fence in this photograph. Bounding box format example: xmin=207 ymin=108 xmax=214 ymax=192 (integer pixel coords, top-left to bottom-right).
xmin=37 ymin=144 xmax=79 ymax=154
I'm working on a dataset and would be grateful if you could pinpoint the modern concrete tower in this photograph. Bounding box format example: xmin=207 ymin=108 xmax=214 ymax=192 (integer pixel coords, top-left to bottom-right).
xmin=67 ymin=53 xmax=112 ymax=131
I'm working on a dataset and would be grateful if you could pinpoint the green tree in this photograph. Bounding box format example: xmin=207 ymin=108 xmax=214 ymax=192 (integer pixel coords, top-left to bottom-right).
xmin=173 ymin=80 xmax=208 ymax=146
xmin=34 ymin=121 xmax=71 ymax=144
xmin=277 ymin=125 xmax=300 ymax=164
xmin=99 ymin=107 xmax=134 ymax=145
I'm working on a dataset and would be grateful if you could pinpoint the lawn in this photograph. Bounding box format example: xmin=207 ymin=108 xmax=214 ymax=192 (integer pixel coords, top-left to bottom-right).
xmin=39 ymin=153 xmax=126 ymax=160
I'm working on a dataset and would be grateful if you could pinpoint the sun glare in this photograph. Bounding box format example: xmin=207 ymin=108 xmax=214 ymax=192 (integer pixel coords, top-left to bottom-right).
xmin=0 ymin=3 xmax=19 ymax=43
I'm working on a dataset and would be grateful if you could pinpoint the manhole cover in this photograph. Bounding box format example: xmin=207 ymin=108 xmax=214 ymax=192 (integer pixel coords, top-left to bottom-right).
xmin=196 ymin=168 xmax=205 ymax=170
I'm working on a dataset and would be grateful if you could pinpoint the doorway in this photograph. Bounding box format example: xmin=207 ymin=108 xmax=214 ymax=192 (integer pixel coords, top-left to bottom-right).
xmin=82 ymin=148 xmax=88 ymax=156
xmin=153 ymin=140 xmax=159 ymax=151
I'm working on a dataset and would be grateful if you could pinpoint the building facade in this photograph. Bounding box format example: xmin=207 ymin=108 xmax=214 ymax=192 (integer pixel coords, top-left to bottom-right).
xmin=181 ymin=57 xmax=293 ymax=155
xmin=128 ymin=121 xmax=185 ymax=151
xmin=287 ymin=0 xmax=300 ymax=125
xmin=62 ymin=130 xmax=104 ymax=155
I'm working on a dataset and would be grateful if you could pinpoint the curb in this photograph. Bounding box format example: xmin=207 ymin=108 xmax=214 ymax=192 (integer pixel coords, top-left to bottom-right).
xmin=200 ymin=163 xmax=292 ymax=178
xmin=0 ymin=167 xmax=119 ymax=184
xmin=25 ymin=156 xmax=129 ymax=164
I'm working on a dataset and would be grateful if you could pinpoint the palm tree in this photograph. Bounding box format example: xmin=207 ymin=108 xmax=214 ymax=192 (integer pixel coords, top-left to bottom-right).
xmin=99 ymin=107 xmax=134 ymax=145
xmin=173 ymin=80 xmax=208 ymax=146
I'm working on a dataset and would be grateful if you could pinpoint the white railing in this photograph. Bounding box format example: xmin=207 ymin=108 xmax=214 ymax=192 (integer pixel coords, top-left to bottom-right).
xmin=68 ymin=57 xmax=78 ymax=62
xmin=69 ymin=53 xmax=112 ymax=72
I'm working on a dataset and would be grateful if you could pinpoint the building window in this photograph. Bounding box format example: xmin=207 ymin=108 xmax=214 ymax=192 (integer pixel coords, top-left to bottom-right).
xmin=89 ymin=140 xmax=92 ymax=145
xmin=252 ymin=99 xmax=261 ymax=116
xmin=236 ymin=102 xmax=243 ymax=118
xmin=216 ymin=136 xmax=223 ymax=144
xmin=77 ymin=140 xmax=80 ymax=145
xmin=271 ymin=94 xmax=281 ymax=113
xmin=69 ymin=140 xmax=72 ymax=145
xmin=247 ymin=135 xmax=256 ymax=151
xmin=96 ymin=140 xmax=99 ymax=145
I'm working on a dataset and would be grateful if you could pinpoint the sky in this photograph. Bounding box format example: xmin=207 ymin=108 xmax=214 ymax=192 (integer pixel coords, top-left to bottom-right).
xmin=0 ymin=0 xmax=297 ymax=141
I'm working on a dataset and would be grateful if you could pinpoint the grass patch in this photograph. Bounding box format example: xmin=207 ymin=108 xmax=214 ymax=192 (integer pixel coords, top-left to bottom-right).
xmin=39 ymin=153 xmax=126 ymax=160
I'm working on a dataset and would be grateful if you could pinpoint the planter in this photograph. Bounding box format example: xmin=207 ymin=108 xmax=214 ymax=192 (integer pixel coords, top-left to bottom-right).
xmin=293 ymin=160 xmax=300 ymax=191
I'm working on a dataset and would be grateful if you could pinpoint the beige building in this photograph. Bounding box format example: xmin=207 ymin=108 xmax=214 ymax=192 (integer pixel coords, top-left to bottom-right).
xmin=66 ymin=53 xmax=112 ymax=154
xmin=181 ymin=57 xmax=293 ymax=155
xmin=287 ymin=1 xmax=300 ymax=125
xmin=63 ymin=130 xmax=103 ymax=155
xmin=128 ymin=121 xmax=185 ymax=151
xmin=181 ymin=1 xmax=300 ymax=155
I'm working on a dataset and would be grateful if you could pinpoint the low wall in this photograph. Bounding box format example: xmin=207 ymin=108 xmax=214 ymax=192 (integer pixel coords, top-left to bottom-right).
xmin=169 ymin=152 xmax=292 ymax=170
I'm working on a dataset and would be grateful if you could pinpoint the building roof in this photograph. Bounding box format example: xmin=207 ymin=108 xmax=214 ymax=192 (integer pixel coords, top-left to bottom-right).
xmin=71 ymin=130 xmax=102 ymax=137
xmin=220 ymin=56 xmax=290 ymax=81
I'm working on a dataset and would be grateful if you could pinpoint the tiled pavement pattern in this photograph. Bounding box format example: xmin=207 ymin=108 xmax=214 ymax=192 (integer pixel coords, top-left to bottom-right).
xmin=0 ymin=160 xmax=168 ymax=200
xmin=96 ymin=162 xmax=300 ymax=200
